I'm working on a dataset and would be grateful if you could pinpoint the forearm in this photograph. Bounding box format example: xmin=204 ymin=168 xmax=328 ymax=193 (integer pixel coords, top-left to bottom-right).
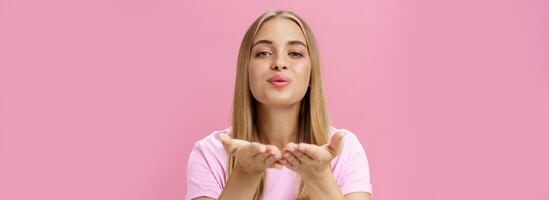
xmin=302 ymin=169 xmax=344 ymax=200
xmin=218 ymin=168 xmax=263 ymax=200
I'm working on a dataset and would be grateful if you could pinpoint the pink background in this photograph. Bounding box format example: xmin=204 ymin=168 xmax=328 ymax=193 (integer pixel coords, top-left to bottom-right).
xmin=1 ymin=0 xmax=548 ymax=199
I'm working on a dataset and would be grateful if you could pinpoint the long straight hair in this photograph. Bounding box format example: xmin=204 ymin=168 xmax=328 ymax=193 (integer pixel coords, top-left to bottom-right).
xmin=229 ymin=10 xmax=330 ymax=200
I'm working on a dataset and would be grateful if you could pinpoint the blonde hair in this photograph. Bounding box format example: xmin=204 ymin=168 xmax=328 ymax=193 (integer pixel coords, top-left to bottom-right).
xmin=229 ymin=10 xmax=330 ymax=200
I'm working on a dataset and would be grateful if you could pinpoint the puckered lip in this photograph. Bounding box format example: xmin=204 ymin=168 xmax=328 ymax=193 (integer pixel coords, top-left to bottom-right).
xmin=267 ymin=75 xmax=291 ymax=82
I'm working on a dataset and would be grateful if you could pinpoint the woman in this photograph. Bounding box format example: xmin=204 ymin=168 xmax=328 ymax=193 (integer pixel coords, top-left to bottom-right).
xmin=186 ymin=10 xmax=372 ymax=200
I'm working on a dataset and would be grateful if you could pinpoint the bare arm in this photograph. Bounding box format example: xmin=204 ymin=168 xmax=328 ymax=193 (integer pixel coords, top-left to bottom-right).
xmin=190 ymin=149 xmax=271 ymax=200
xmin=211 ymin=133 xmax=282 ymax=200
xmin=345 ymin=192 xmax=373 ymax=200
xmin=301 ymin=168 xmax=345 ymax=200
xmin=191 ymin=169 xmax=262 ymax=200
xmin=193 ymin=185 xmax=372 ymax=200
xmin=217 ymin=168 xmax=263 ymax=199
xmin=301 ymin=168 xmax=372 ymax=200
xmin=283 ymin=132 xmax=373 ymax=200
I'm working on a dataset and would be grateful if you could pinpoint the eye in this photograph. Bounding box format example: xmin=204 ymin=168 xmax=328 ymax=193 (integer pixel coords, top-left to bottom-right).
xmin=289 ymin=51 xmax=304 ymax=58
xmin=255 ymin=51 xmax=272 ymax=58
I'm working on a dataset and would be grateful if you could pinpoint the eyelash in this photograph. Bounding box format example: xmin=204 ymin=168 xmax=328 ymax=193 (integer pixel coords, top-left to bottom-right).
xmin=289 ymin=51 xmax=303 ymax=58
xmin=254 ymin=51 xmax=304 ymax=58
xmin=255 ymin=51 xmax=272 ymax=57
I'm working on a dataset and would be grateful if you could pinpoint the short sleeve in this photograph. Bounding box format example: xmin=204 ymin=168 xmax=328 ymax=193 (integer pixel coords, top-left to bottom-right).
xmin=338 ymin=130 xmax=373 ymax=195
xmin=185 ymin=142 xmax=222 ymax=200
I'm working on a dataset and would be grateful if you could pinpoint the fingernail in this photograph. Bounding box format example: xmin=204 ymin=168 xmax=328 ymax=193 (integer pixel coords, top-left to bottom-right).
xmin=298 ymin=146 xmax=306 ymax=152
xmin=288 ymin=146 xmax=295 ymax=152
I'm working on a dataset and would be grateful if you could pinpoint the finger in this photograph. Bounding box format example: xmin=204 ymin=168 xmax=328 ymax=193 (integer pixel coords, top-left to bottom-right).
xmin=217 ymin=133 xmax=237 ymax=154
xmin=272 ymin=162 xmax=283 ymax=169
xmin=327 ymin=131 xmax=345 ymax=157
xmin=292 ymin=148 xmax=313 ymax=164
xmin=265 ymin=154 xmax=282 ymax=168
xmin=250 ymin=143 xmax=269 ymax=160
xmin=265 ymin=154 xmax=278 ymax=164
xmin=283 ymin=150 xmax=301 ymax=165
xmin=297 ymin=143 xmax=323 ymax=160
xmin=262 ymin=145 xmax=280 ymax=162
xmin=284 ymin=160 xmax=295 ymax=170
xmin=282 ymin=153 xmax=297 ymax=171
xmin=249 ymin=142 xmax=267 ymax=155
xmin=266 ymin=145 xmax=282 ymax=158
xmin=231 ymin=138 xmax=251 ymax=148
xmin=284 ymin=143 xmax=298 ymax=152
xmin=285 ymin=160 xmax=296 ymax=171
xmin=253 ymin=151 xmax=270 ymax=162
xmin=266 ymin=145 xmax=282 ymax=167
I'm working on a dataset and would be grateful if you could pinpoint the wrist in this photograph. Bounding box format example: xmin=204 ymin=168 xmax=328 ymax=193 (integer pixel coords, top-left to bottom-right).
xmin=235 ymin=163 xmax=264 ymax=177
xmin=302 ymin=168 xmax=344 ymax=200
xmin=302 ymin=167 xmax=332 ymax=185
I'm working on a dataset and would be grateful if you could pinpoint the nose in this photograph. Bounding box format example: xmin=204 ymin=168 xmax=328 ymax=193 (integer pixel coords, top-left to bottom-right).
xmin=271 ymin=55 xmax=288 ymax=71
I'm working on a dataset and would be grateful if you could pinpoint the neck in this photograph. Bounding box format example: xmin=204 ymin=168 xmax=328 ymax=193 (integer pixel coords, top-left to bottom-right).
xmin=256 ymin=102 xmax=301 ymax=150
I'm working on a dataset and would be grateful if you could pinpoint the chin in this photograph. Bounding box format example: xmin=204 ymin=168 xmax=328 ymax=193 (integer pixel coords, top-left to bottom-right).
xmin=260 ymin=99 xmax=301 ymax=108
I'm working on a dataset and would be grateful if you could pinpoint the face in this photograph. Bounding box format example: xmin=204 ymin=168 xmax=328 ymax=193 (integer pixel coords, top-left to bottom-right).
xmin=248 ymin=17 xmax=311 ymax=108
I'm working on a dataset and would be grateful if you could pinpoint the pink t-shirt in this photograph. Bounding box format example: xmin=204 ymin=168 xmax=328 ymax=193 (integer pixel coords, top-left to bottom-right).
xmin=185 ymin=126 xmax=372 ymax=200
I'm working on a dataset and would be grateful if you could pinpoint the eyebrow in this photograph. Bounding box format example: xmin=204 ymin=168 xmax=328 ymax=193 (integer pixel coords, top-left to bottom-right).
xmin=252 ymin=40 xmax=307 ymax=48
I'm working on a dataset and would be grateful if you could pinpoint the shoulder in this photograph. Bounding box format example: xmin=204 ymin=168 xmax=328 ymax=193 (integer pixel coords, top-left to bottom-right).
xmin=193 ymin=127 xmax=232 ymax=152
xmin=186 ymin=127 xmax=232 ymax=200
xmin=189 ymin=127 xmax=232 ymax=168
xmin=328 ymin=126 xmax=373 ymax=194
xmin=328 ymin=126 xmax=369 ymax=167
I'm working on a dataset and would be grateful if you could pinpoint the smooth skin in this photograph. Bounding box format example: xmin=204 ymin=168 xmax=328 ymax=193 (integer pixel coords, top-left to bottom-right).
xmin=193 ymin=17 xmax=372 ymax=200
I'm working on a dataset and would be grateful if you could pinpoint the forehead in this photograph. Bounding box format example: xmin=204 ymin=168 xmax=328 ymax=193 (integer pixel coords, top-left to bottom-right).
xmin=253 ymin=17 xmax=306 ymax=44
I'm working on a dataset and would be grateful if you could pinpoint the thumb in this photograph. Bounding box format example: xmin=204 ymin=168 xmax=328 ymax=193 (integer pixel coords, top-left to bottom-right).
xmin=217 ymin=133 xmax=237 ymax=154
xmin=327 ymin=131 xmax=344 ymax=157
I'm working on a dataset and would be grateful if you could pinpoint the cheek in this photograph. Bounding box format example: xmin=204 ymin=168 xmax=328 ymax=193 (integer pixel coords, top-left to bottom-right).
xmin=248 ymin=60 xmax=269 ymax=88
xmin=294 ymin=62 xmax=312 ymax=86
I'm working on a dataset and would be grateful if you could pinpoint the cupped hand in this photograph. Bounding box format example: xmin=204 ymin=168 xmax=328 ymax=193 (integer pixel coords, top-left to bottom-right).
xmin=280 ymin=131 xmax=345 ymax=181
xmin=218 ymin=133 xmax=283 ymax=174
